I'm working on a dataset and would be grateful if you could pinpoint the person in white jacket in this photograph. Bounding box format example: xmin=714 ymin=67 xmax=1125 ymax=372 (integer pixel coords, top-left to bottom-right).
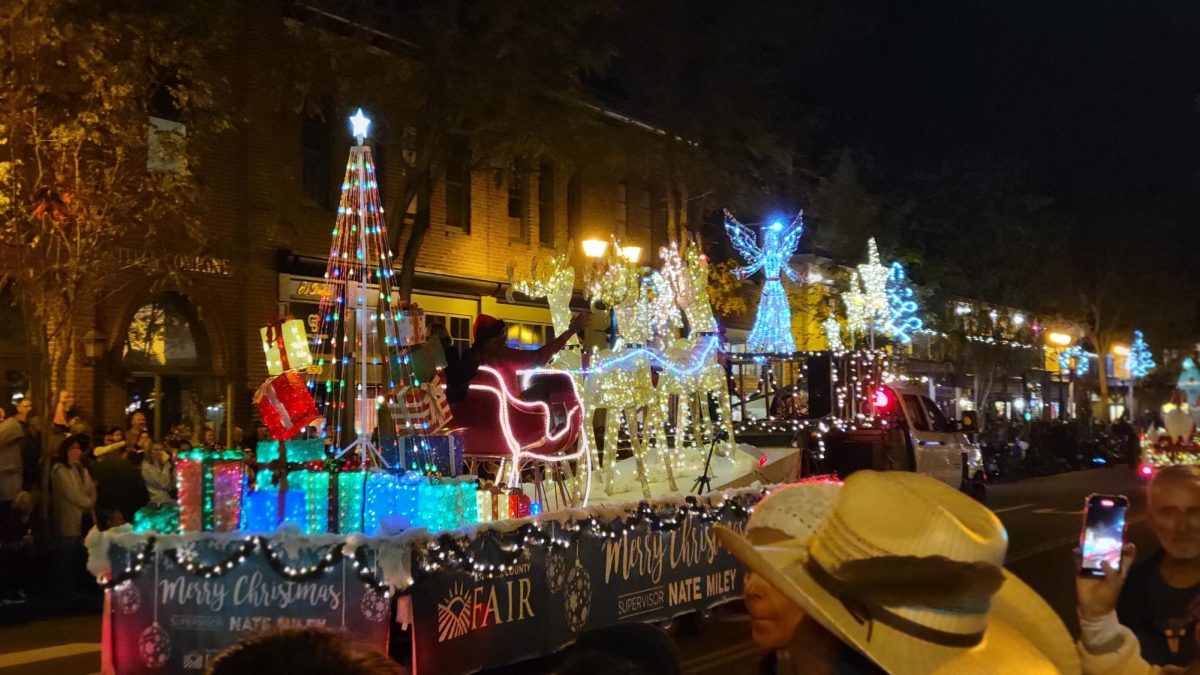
xmin=141 ymin=442 xmax=173 ymax=505
xmin=1078 ymin=543 xmax=1198 ymax=674
xmin=50 ymin=435 xmax=95 ymax=539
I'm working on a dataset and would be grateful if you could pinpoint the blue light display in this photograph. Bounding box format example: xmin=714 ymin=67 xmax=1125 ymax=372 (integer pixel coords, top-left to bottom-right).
xmin=1059 ymin=345 xmax=1091 ymax=376
xmin=883 ymin=261 xmax=922 ymax=345
xmin=1127 ymin=329 xmax=1155 ymax=379
xmin=724 ymin=210 xmax=804 ymax=354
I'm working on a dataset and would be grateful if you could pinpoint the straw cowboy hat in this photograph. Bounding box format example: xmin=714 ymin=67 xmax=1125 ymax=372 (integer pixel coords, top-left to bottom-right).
xmin=715 ymin=472 xmax=1079 ymax=675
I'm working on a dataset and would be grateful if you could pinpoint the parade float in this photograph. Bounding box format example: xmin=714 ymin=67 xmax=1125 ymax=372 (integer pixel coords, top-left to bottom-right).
xmin=88 ymin=110 xmax=898 ymax=675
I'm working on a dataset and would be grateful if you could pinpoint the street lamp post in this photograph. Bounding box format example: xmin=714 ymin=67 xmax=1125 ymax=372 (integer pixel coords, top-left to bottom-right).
xmin=581 ymin=239 xmax=612 ymax=348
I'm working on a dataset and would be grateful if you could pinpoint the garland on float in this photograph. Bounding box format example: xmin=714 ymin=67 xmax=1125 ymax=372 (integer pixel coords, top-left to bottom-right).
xmin=92 ymin=488 xmax=766 ymax=593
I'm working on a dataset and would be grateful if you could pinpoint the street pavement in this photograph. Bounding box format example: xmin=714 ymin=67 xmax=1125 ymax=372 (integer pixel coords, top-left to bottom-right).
xmin=0 ymin=466 xmax=1151 ymax=674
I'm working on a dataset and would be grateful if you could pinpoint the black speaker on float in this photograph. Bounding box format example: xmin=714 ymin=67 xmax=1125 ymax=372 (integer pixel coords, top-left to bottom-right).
xmin=806 ymin=352 xmax=834 ymax=419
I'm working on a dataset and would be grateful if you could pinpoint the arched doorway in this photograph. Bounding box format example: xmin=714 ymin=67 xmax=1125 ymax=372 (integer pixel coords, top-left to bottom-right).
xmin=0 ymin=282 xmax=34 ymax=406
xmin=122 ymin=292 xmax=230 ymax=441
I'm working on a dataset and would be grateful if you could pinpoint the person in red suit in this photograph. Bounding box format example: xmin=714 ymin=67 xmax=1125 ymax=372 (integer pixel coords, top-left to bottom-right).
xmin=470 ymin=312 xmax=589 ymax=402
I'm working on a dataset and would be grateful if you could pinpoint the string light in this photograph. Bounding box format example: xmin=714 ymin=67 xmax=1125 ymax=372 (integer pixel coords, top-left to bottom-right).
xmin=97 ymin=489 xmax=764 ymax=595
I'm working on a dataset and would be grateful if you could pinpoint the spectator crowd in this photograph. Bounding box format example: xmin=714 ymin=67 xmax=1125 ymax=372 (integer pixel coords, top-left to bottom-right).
xmin=0 ymin=394 xmax=262 ymax=609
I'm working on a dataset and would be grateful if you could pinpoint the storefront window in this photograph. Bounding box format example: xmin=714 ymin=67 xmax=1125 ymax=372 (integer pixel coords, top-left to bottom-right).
xmin=122 ymin=293 xmax=225 ymax=441
xmin=123 ymin=294 xmax=201 ymax=368
xmin=506 ymin=322 xmax=552 ymax=351
xmin=426 ymin=313 xmax=472 ymax=350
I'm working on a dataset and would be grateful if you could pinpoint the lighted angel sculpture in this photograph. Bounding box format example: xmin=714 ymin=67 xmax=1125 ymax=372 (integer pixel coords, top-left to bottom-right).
xmin=724 ymin=209 xmax=804 ymax=354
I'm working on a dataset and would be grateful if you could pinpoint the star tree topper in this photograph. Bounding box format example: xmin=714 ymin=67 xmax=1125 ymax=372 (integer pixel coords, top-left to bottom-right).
xmin=349 ymin=108 xmax=371 ymax=144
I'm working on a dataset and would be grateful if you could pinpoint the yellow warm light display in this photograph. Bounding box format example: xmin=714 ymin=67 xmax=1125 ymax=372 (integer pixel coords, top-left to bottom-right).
xmin=1047 ymin=332 xmax=1073 ymax=347
xmin=261 ymin=319 xmax=314 ymax=375
xmin=1112 ymin=344 xmax=1131 ymax=357
xmin=509 ymin=253 xmax=576 ymax=345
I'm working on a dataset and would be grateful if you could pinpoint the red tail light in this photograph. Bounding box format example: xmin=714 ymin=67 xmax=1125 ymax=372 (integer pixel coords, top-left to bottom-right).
xmin=873 ymin=388 xmax=893 ymax=410
xmin=1139 ymin=464 xmax=1154 ymax=478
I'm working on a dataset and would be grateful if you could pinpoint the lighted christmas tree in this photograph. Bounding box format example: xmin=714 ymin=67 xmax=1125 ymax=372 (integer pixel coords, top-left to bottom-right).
xmin=842 ymin=238 xmax=890 ymax=348
xmin=724 ymin=209 xmax=804 ymax=354
xmin=822 ymin=315 xmax=845 ymax=351
xmin=308 ymin=109 xmax=430 ymax=468
xmin=1127 ymin=329 xmax=1155 ymax=379
xmin=883 ymin=261 xmax=922 ymax=345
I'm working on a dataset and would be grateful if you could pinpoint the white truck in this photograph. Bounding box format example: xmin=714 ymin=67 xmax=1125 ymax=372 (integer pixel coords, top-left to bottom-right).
xmin=819 ymin=382 xmax=987 ymax=501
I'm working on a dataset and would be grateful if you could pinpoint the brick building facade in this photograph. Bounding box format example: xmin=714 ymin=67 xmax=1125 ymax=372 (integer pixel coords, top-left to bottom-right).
xmin=4 ymin=2 xmax=700 ymax=440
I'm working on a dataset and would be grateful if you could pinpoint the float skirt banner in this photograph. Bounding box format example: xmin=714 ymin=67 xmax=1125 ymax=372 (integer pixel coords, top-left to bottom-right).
xmin=408 ymin=499 xmax=751 ymax=675
xmin=107 ymin=540 xmax=390 ymax=674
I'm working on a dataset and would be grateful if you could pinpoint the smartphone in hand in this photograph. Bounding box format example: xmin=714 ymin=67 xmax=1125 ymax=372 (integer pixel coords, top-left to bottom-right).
xmin=1079 ymin=493 xmax=1129 ymax=578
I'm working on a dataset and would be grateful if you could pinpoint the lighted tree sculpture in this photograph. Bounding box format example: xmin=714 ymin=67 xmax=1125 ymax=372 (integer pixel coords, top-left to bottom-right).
xmin=724 ymin=209 xmax=804 ymax=354
xmin=843 ymin=238 xmax=890 ymax=348
xmin=822 ymin=315 xmax=845 ymax=352
xmin=1127 ymin=329 xmax=1155 ymax=379
xmin=883 ymin=261 xmax=923 ymax=345
xmin=308 ymin=109 xmax=428 ymax=467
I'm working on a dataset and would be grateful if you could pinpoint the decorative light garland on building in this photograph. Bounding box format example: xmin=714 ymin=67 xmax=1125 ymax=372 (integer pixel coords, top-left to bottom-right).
xmin=1059 ymin=345 xmax=1092 ymax=376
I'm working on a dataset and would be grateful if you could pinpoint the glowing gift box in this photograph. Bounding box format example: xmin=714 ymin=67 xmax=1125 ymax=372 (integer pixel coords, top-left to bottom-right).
xmin=391 ymin=384 xmax=453 ymax=437
xmin=261 ymin=319 xmax=314 ymax=375
xmin=406 ymin=339 xmax=447 ymax=385
xmin=392 ymin=307 xmax=426 ymax=348
xmin=475 ymin=484 xmax=494 ymax=524
xmin=416 ymin=477 xmax=478 ymax=531
xmin=255 ymin=437 xmax=326 ymax=463
xmin=254 ymin=371 xmax=319 ymax=441
xmin=337 ymin=470 xmax=367 ymax=534
xmin=255 ymin=466 xmax=331 ymax=535
xmin=392 ymin=430 xmax=463 ymax=475
xmin=133 ymin=503 xmax=179 ymax=534
xmin=507 ymin=487 xmax=532 ymax=519
xmin=363 ymin=471 xmax=420 ymax=535
xmin=242 ymin=489 xmax=307 ymax=532
xmin=175 ymin=449 xmax=245 ymax=532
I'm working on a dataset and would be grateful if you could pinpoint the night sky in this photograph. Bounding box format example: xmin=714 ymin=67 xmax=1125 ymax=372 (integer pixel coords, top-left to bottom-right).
xmin=797 ymin=0 xmax=1200 ymax=214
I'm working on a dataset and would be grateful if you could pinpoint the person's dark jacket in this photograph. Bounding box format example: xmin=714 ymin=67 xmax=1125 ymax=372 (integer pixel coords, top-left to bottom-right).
xmin=91 ymin=452 xmax=149 ymax=528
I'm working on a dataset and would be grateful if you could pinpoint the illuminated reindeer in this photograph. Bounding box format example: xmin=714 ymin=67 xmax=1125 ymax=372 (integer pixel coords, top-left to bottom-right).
xmin=657 ymin=239 xmax=737 ymax=461
xmin=506 ymin=250 xmax=580 ymax=371
xmin=583 ymin=242 xmax=670 ymax=498
xmin=506 ymin=250 xmax=587 ymax=505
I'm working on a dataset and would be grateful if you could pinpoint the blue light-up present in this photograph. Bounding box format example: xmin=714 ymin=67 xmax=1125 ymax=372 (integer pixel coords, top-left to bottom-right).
xmin=242 ymin=490 xmax=307 ymax=532
xmin=363 ymin=470 xmax=420 ymax=535
xmin=415 ymin=476 xmax=478 ymax=531
xmin=394 ymin=431 xmax=464 ymax=476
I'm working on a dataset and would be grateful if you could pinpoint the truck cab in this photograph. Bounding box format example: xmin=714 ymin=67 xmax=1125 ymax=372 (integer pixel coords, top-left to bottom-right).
xmin=821 ymin=383 xmax=986 ymax=501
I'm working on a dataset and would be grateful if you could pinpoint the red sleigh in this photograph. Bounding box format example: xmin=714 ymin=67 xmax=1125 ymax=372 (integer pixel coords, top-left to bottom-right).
xmin=449 ymin=365 xmax=588 ymax=507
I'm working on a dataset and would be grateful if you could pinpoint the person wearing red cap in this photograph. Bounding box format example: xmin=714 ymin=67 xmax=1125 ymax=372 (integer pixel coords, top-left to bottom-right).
xmin=471 ymin=311 xmax=589 ymax=402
